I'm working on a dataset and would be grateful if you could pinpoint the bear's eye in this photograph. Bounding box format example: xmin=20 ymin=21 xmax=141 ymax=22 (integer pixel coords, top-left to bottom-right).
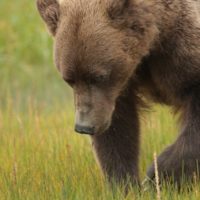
xmin=63 ymin=77 xmax=75 ymax=87
xmin=88 ymin=75 xmax=108 ymax=85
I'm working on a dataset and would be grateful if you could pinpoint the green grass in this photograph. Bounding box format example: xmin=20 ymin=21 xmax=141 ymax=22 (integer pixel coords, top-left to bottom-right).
xmin=0 ymin=0 xmax=200 ymax=199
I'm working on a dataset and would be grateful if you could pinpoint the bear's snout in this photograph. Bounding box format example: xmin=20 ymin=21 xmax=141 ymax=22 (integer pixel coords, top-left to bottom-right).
xmin=75 ymin=124 xmax=95 ymax=135
xmin=73 ymin=87 xmax=115 ymax=136
xmin=74 ymin=108 xmax=112 ymax=136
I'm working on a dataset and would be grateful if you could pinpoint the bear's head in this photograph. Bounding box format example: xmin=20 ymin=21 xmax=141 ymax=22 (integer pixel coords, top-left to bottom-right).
xmin=37 ymin=0 xmax=158 ymax=135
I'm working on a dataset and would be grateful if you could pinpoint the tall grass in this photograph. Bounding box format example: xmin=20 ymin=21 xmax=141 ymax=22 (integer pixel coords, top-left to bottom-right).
xmin=0 ymin=0 xmax=200 ymax=199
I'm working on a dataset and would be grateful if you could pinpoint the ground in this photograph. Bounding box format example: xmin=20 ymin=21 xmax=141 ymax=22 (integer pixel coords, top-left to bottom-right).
xmin=0 ymin=0 xmax=200 ymax=199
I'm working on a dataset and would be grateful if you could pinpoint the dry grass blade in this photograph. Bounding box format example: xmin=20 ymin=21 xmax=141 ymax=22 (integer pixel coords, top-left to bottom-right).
xmin=154 ymin=152 xmax=161 ymax=200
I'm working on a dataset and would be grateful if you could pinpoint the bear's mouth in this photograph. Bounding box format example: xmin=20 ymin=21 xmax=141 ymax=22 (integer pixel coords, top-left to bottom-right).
xmin=92 ymin=121 xmax=112 ymax=136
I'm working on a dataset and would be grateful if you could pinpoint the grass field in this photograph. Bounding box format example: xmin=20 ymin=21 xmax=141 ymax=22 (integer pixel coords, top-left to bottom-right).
xmin=1 ymin=1 xmax=200 ymax=199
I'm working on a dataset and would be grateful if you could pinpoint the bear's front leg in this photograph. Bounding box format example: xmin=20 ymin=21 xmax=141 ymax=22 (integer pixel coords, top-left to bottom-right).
xmin=147 ymin=92 xmax=200 ymax=186
xmin=91 ymin=83 xmax=141 ymax=187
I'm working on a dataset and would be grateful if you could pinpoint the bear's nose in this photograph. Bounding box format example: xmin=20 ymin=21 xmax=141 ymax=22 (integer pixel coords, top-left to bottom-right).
xmin=75 ymin=124 xmax=95 ymax=135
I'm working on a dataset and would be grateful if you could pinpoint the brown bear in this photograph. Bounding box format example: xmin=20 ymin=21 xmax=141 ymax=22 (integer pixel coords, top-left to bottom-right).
xmin=37 ymin=0 xmax=200 ymax=187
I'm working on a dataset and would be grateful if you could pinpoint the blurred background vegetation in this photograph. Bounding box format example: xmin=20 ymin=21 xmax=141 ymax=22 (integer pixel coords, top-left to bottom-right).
xmin=0 ymin=0 xmax=73 ymax=113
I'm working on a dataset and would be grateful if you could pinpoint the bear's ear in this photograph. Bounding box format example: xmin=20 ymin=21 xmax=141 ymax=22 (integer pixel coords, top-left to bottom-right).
xmin=37 ymin=0 xmax=60 ymax=36
xmin=108 ymin=0 xmax=130 ymax=19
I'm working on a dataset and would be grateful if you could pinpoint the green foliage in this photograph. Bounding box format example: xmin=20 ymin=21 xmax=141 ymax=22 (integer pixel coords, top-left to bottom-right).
xmin=0 ymin=0 xmax=199 ymax=199
xmin=0 ymin=0 xmax=72 ymax=112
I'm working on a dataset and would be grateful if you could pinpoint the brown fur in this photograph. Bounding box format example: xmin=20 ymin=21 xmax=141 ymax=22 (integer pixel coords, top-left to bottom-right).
xmin=37 ymin=0 xmax=200 ymax=187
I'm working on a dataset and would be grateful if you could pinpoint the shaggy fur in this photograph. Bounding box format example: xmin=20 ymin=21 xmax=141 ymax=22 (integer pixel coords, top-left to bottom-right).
xmin=37 ymin=0 xmax=200 ymax=187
